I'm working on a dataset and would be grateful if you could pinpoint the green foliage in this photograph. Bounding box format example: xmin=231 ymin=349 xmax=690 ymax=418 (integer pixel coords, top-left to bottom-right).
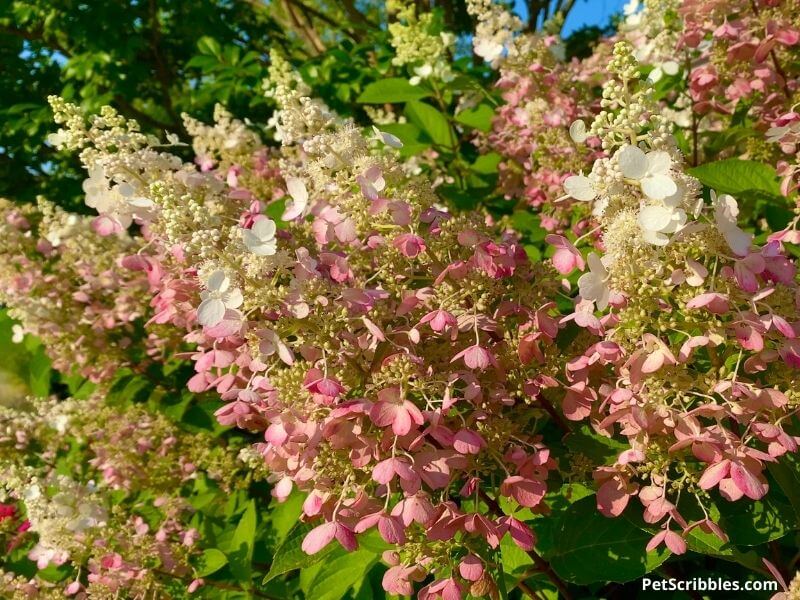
xmin=549 ymin=496 xmax=671 ymax=584
xmin=688 ymin=159 xmax=782 ymax=198
xmin=357 ymin=78 xmax=433 ymax=103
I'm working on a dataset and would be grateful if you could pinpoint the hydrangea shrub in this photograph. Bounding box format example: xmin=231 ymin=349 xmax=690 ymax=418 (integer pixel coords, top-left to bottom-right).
xmin=1 ymin=0 xmax=800 ymax=598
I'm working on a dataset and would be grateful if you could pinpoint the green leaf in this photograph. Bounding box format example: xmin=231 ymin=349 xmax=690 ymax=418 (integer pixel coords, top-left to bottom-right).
xmin=263 ymin=522 xmax=338 ymax=583
xmin=455 ymin=103 xmax=495 ymax=132
xmin=510 ymin=211 xmax=546 ymax=243
xmin=196 ymin=548 xmax=229 ymax=577
xmin=565 ymin=425 xmax=628 ymax=465
xmin=306 ymin=549 xmax=379 ymax=600
xmin=356 ymin=78 xmax=432 ymax=103
xmin=376 ymin=122 xmax=431 ymax=157
xmin=25 ymin=343 xmax=51 ymax=397
xmin=768 ymin=453 xmax=800 ymax=521
xmin=549 ymin=496 xmax=670 ymax=584
xmin=268 ymin=491 xmax=304 ymax=545
xmin=404 ymin=101 xmax=453 ymax=148
xmin=197 ymin=36 xmax=222 ymax=58
xmin=684 ymin=526 xmax=764 ymax=572
xmin=717 ymin=493 xmax=796 ymax=546
xmin=500 ymin=535 xmax=533 ymax=577
xmin=470 ymin=152 xmax=502 ymax=175
xmin=228 ymin=500 xmax=257 ymax=584
xmin=688 ymin=159 xmax=782 ymax=198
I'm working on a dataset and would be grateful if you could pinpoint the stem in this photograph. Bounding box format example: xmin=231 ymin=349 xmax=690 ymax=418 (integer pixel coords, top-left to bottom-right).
xmin=478 ymin=490 xmax=574 ymax=600
xmin=538 ymin=390 xmax=571 ymax=435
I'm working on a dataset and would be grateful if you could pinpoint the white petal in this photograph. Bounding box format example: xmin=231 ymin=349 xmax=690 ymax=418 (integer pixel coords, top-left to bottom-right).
xmin=282 ymin=200 xmax=305 ymax=221
xmin=660 ymin=208 xmax=687 ymax=234
xmin=662 ymin=61 xmax=679 ymax=76
xmin=222 ymin=287 xmax=243 ymax=309
xmin=618 ymin=145 xmax=648 ymax=180
xmin=253 ymin=218 xmax=276 ymax=240
xmin=206 ymin=270 xmax=230 ymax=293
xmin=569 ymin=120 xmax=587 ymax=144
xmin=197 ymin=298 xmax=226 ymax=326
xmin=645 ymin=151 xmax=672 ymax=176
xmin=641 ymin=173 xmax=678 ymax=201
xmin=286 ymin=177 xmax=308 ymax=205
xmin=474 ymin=38 xmax=504 ymax=61
xmin=586 ymin=252 xmax=607 ymax=276
xmin=662 ymin=181 xmax=684 ymax=208
xmin=578 ymin=272 xmax=610 ymax=309
xmin=722 ymin=225 xmax=753 ymax=256
xmin=648 ymin=66 xmax=664 ymax=83
xmin=249 ymin=239 xmax=278 ymax=256
xmin=564 ymin=175 xmax=596 ymax=202
xmin=638 ymin=205 xmax=674 ymax=232
xmin=372 ymin=126 xmax=403 ymax=148
xmin=642 ymin=228 xmax=670 ymax=246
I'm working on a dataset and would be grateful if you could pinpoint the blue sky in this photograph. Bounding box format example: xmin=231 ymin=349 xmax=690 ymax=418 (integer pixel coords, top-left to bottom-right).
xmin=514 ymin=0 xmax=628 ymax=35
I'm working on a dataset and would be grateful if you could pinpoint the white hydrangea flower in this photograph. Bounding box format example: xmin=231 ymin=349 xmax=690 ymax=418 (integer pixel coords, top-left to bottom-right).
xmin=617 ymin=145 xmax=678 ymax=201
xmin=82 ymin=165 xmax=153 ymax=228
xmin=242 ymin=218 xmax=278 ymax=256
xmin=648 ymin=60 xmax=680 ymax=83
xmin=474 ymin=37 xmax=505 ymax=63
xmin=578 ymin=253 xmax=612 ymax=310
xmin=638 ymin=204 xmax=687 ymax=246
xmin=712 ymin=191 xmax=753 ymax=256
xmin=564 ymin=172 xmax=596 ymax=202
xmin=281 ymin=177 xmax=309 ymax=221
xmin=409 ymin=63 xmax=433 ymax=86
xmin=46 ymin=128 xmax=68 ymax=148
xmin=197 ymin=270 xmax=243 ymax=327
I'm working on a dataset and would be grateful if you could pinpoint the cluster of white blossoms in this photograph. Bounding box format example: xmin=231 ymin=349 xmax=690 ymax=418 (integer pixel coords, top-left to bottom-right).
xmin=562 ymin=42 xmax=702 ymax=306
xmin=15 ymin=474 xmax=107 ymax=569
xmin=48 ymin=97 xmax=187 ymax=235
xmin=387 ymin=0 xmax=456 ymax=83
xmin=564 ymin=42 xmax=757 ymax=310
xmin=620 ymin=0 xmax=684 ymax=83
xmin=466 ymin=0 xmax=523 ymax=66
xmin=264 ymin=53 xmax=336 ymax=146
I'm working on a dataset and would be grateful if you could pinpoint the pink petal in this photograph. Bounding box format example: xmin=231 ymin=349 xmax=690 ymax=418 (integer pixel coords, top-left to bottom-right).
xmin=301 ymin=522 xmax=336 ymax=554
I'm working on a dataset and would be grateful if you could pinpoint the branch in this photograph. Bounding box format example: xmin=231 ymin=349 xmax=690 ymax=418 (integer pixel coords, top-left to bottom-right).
xmin=147 ymin=0 xmax=186 ymax=136
xmin=0 ymin=23 xmax=72 ymax=56
xmin=478 ymin=489 xmax=574 ymax=600
xmin=280 ymin=0 xmax=326 ymax=54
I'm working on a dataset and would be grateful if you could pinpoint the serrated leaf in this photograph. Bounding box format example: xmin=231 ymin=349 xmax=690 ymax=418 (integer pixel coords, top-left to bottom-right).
xmin=717 ymin=493 xmax=796 ymax=546
xmin=404 ymin=101 xmax=453 ymax=148
xmin=688 ymin=159 xmax=781 ymax=198
xmin=306 ymin=549 xmax=379 ymax=600
xmin=549 ymin=496 xmax=670 ymax=584
xmin=684 ymin=527 xmax=764 ymax=572
xmin=196 ymin=548 xmax=229 ymax=577
xmin=262 ymin=522 xmax=338 ymax=583
xmin=356 ymin=78 xmax=432 ymax=103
